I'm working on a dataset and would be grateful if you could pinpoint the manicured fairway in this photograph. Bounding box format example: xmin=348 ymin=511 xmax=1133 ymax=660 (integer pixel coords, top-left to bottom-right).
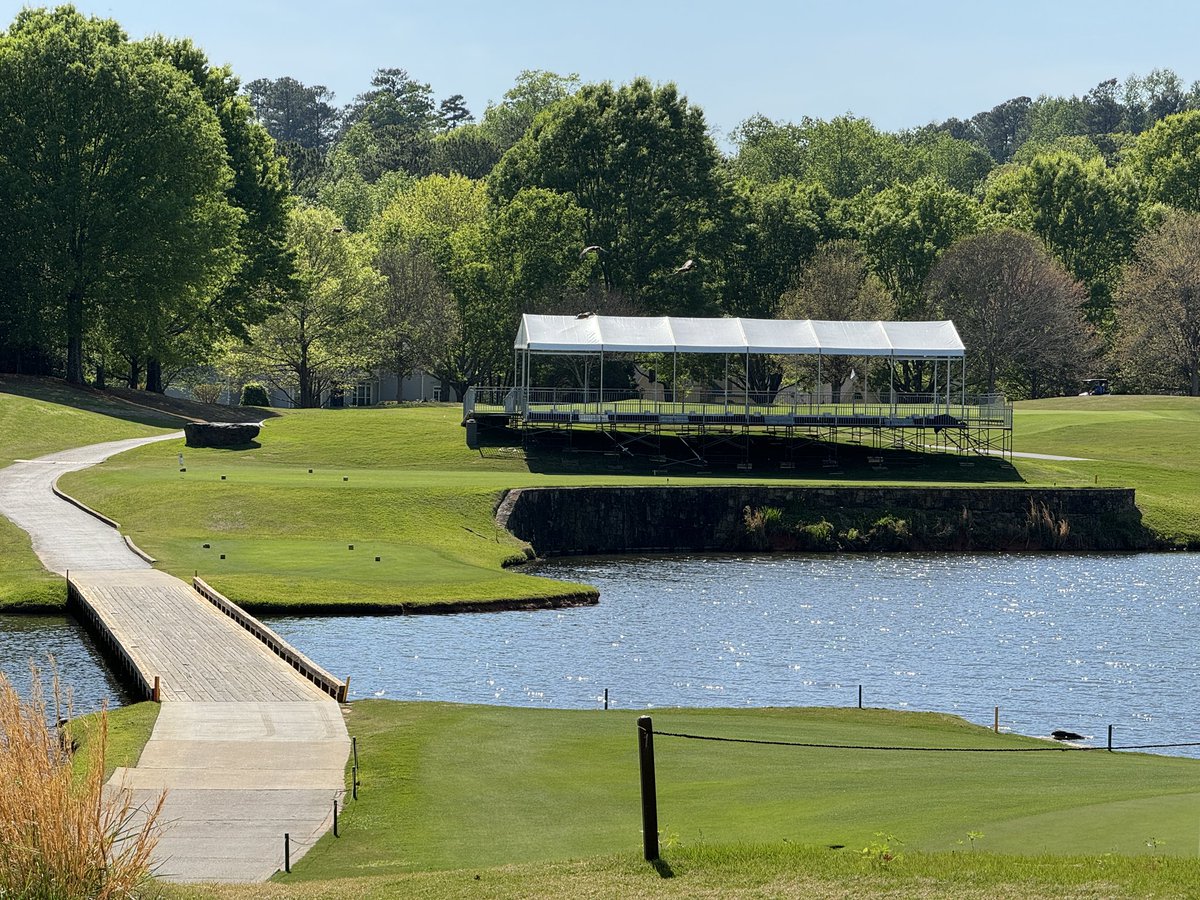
xmin=0 ymin=379 xmax=177 ymax=608
xmin=6 ymin=378 xmax=1200 ymax=613
xmin=1010 ymin=395 xmax=1200 ymax=545
xmin=288 ymin=702 xmax=1200 ymax=880
xmin=56 ymin=394 xmax=1200 ymax=613
xmin=164 ymin=846 xmax=1200 ymax=900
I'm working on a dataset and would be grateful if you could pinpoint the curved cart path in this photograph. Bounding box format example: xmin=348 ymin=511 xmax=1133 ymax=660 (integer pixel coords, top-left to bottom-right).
xmin=0 ymin=435 xmax=350 ymax=883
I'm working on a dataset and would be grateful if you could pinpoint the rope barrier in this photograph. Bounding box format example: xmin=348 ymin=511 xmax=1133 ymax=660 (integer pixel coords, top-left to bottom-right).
xmin=652 ymin=730 xmax=1200 ymax=753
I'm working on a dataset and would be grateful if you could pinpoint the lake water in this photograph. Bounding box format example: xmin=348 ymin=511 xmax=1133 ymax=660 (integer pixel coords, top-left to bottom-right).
xmin=0 ymin=613 xmax=131 ymax=714
xmin=3 ymin=552 xmax=1198 ymax=755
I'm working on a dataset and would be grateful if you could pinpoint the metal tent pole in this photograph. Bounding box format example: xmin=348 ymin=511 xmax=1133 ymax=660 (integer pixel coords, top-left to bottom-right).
xmin=673 ymin=352 xmax=678 ymax=409
xmin=599 ymin=350 xmax=604 ymax=416
xmin=724 ymin=354 xmax=729 ymax=413
xmin=744 ymin=349 xmax=751 ymax=420
xmin=890 ymin=355 xmax=896 ymax=421
xmin=817 ymin=352 xmax=822 ymax=409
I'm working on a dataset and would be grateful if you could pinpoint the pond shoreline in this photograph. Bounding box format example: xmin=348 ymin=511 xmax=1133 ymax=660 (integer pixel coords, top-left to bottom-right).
xmin=498 ymin=484 xmax=1162 ymax=557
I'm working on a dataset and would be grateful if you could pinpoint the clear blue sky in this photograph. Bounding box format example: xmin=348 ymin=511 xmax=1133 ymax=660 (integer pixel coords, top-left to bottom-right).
xmin=5 ymin=0 xmax=1200 ymax=143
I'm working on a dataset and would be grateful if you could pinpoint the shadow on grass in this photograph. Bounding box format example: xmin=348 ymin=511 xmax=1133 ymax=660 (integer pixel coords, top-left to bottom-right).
xmin=649 ymin=857 xmax=675 ymax=878
xmin=0 ymin=376 xmax=279 ymax=427
xmin=476 ymin=425 xmax=1024 ymax=484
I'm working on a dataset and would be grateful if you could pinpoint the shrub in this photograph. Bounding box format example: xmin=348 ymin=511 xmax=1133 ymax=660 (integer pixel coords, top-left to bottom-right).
xmin=742 ymin=506 xmax=784 ymax=550
xmin=868 ymin=515 xmax=913 ymax=550
xmin=190 ymin=382 xmax=224 ymax=405
xmin=240 ymin=382 xmax=270 ymax=407
xmin=0 ymin=666 xmax=163 ymax=897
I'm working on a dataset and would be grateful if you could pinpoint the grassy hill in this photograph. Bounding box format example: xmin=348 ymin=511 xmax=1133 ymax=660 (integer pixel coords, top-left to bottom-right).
xmin=4 ymin=379 xmax=1199 ymax=612
xmin=0 ymin=377 xmax=181 ymax=608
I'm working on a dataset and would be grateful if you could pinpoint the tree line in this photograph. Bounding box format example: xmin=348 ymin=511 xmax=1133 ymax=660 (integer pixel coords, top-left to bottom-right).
xmin=3 ymin=5 xmax=1200 ymax=402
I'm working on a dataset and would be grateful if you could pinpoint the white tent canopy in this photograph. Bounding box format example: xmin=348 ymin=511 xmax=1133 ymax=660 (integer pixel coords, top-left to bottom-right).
xmin=514 ymin=314 xmax=964 ymax=358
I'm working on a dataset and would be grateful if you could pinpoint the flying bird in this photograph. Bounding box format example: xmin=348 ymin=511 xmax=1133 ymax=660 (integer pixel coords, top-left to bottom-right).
xmin=579 ymin=245 xmax=606 ymax=258
xmin=672 ymin=258 xmax=697 ymax=275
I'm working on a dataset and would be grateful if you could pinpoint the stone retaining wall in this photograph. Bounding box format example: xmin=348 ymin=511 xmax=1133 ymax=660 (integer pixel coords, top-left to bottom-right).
xmin=497 ymin=486 xmax=1157 ymax=556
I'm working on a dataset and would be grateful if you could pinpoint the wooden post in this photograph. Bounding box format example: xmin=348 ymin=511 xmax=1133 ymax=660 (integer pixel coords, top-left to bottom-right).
xmin=858 ymin=685 xmax=862 ymax=709
xmin=284 ymin=833 xmax=290 ymax=873
xmin=333 ymin=798 xmax=339 ymax=837
xmin=994 ymin=706 xmax=999 ymax=733
xmin=152 ymin=676 xmax=161 ymax=703
xmin=1107 ymin=724 xmax=1113 ymax=751
xmin=637 ymin=716 xmax=659 ymax=861
xmin=604 ymin=688 xmax=609 ymax=710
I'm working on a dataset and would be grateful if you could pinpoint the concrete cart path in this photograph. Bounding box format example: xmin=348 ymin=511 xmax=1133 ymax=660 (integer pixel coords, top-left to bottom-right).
xmin=113 ymin=702 xmax=349 ymax=883
xmin=0 ymin=433 xmax=183 ymax=573
xmin=0 ymin=435 xmax=350 ymax=883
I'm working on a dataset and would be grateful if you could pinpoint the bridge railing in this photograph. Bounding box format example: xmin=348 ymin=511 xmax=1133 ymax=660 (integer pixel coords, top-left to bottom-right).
xmin=464 ymin=386 xmax=1011 ymax=428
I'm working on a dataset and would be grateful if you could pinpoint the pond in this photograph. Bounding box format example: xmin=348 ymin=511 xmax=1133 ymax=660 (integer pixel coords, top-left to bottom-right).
xmin=0 ymin=612 xmax=132 ymax=714
xmin=262 ymin=551 xmax=1200 ymax=755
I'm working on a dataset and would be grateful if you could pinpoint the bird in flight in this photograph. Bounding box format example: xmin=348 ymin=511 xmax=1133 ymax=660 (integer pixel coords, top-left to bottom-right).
xmin=672 ymin=258 xmax=697 ymax=275
xmin=580 ymin=245 xmax=606 ymax=258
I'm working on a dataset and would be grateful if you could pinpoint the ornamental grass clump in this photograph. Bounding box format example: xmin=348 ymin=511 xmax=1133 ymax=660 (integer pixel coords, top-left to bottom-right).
xmin=0 ymin=666 xmax=164 ymax=898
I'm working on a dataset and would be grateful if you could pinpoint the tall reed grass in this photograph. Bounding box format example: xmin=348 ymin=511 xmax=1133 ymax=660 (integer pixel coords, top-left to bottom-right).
xmin=0 ymin=665 xmax=164 ymax=898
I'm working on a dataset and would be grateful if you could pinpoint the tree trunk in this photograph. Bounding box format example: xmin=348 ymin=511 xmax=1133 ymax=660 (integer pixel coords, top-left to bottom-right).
xmin=94 ymin=359 xmax=106 ymax=390
xmin=145 ymin=358 xmax=164 ymax=393
xmin=66 ymin=285 xmax=84 ymax=385
xmin=298 ymin=347 xmax=314 ymax=407
xmin=128 ymin=356 xmax=141 ymax=389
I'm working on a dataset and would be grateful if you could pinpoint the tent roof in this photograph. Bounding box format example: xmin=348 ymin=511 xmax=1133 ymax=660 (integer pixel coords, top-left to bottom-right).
xmin=515 ymin=314 xmax=964 ymax=357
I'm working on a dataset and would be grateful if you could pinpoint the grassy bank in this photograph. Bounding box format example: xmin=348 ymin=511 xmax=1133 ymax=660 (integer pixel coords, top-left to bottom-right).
xmin=152 ymin=700 xmax=1200 ymax=897
xmin=5 ymin=378 xmax=1200 ymax=613
xmin=292 ymin=702 xmax=1200 ymax=880
xmin=166 ymin=845 xmax=1200 ymax=899
xmin=55 ymin=394 xmax=1200 ymax=613
xmin=70 ymin=701 xmax=160 ymax=781
xmin=0 ymin=378 xmax=179 ymax=609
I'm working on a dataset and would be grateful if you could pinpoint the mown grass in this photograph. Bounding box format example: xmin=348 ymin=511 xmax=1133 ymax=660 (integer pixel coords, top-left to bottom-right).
xmin=70 ymin=701 xmax=161 ymax=781
xmin=288 ymin=702 xmax=1200 ymax=881
xmin=164 ymin=844 xmax=1200 ymax=900
xmin=0 ymin=378 xmax=178 ymax=609
xmin=8 ymin=379 xmax=1200 ymax=613
xmin=53 ymin=394 xmax=1200 ymax=612
xmin=1010 ymin=395 xmax=1200 ymax=545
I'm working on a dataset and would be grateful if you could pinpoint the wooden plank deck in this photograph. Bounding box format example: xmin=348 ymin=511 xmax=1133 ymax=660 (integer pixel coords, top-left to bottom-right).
xmin=68 ymin=569 xmax=327 ymax=703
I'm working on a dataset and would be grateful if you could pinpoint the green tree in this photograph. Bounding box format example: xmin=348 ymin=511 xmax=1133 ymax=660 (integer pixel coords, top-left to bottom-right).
xmin=1114 ymin=212 xmax=1200 ymax=395
xmin=148 ymin=36 xmax=293 ymax=391
xmin=1125 ymin=110 xmax=1200 ymax=212
xmin=492 ymin=78 xmax=728 ymax=314
xmin=778 ymin=240 xmax=895 ymax=400
xmin=859 ymin=178 xmax=985 ymax=318
xmin=244 ymin=75 xmax=340 ymax=151
xmin=231 ymin=206 xmax=383 ymax=407
xmin=927 ymin=229 xmax=1094 ymax=397
xmin=430 ymin=124 xmax=502 ymax=179
xmin=902 ymin=130 xmax=995 ymax=193
xmin=479 ymin=69 xmax=580 ymax=152
xmin=731 ymin=114 xmax=909 ymax=198
xmin=0 ymin=7 xmax=243 ymax=384
xmin=339 ymin=67 xmax=441 ymax=178
xmin=984 ymin=151 xmax=1140 ymax=323
xmin=723 ymin=178 xmax=836 ymax=318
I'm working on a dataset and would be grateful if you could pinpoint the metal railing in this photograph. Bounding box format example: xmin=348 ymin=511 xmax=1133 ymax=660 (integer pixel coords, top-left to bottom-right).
xmin=464 ymin=386 xmax=1011 ymax=429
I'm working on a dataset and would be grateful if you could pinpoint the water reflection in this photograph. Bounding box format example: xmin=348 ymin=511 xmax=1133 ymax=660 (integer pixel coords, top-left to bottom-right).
xmin=0 ymin=613 xmax=131 ymax=713
xmin=263 ymin=552 xmax=1200 ymax=756
xmin=3 ymin=552 xmax=1198 ymax=757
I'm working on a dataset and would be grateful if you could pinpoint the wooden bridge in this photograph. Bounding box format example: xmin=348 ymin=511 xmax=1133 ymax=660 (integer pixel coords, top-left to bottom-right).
xmin=0 ymin=435 xmax=351 ymax=883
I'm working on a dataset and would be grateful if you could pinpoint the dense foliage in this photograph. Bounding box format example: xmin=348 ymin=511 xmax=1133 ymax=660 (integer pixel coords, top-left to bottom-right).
xmin=5 ymin=6 xmax=1200 ymax=397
